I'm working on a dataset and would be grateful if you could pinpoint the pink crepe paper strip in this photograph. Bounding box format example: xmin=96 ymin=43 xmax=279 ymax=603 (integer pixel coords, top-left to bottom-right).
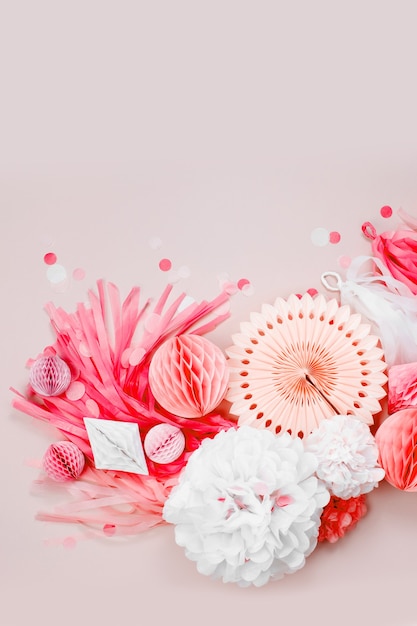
xmin=388 ymin=362 xmax=417 ymax=414
xmin=375 ymin=408 xmax=417 ymax=491
xmin=12 ymin=280 xmax=236 ymax=534
xmin=362 ymin=208 xmax=417 ymax=295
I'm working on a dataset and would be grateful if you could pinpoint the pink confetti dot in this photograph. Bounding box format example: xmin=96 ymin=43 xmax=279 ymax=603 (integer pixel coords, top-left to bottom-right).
xmin=86 ymin=398 xmax=100 ymax=417
xmin=129 ymin=346 xmax=146 ymax=366
xmin=329 ymin=231 xmax=341 ymax=244
xmin=159 ymin=258 xmax=172 ymax=272
xmin=307 ymin=288 xmax=318 ymax=297
xmin=103 ymin=524 xmax=116 ymax=537
xmin=79 ymin=342 xmax=92 ymax=358
xmin=380 ymin=205 xmax=393 ymax=218
xmin=66 ymin=381 xmax=86 ymax=401
xmin=43 ymin=252 xmax=57 ymax=265
xmin=144 ymin=313 xmax=161 ymax=333
xmin=237 ymin=278 xmax=250 ymax=290
xmin=338 ymin=255 xmax=352 ymax=269
xmin=63 ymin=536 xmax=77 ymax=549
xmin=73 ymin=268 xmax=86 ymax=281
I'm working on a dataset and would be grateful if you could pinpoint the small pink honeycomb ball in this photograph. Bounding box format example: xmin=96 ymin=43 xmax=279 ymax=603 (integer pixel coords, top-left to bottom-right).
xmin=30 ymin=355 xmax=71 ymax=396
xmin=149 ymin=334 xmax=229 ymax=418
xmin=144 ymin=424 xmax=185 ymax=464
xmin=43 ymin=441 xmax=85 ymax=481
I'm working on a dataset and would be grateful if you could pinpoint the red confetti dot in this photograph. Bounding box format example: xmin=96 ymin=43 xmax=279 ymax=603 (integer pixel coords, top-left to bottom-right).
xmin=103 ymin=524 xmax=116 ymax=537
xmin=307 ymin=288 xmax=318 ymax=297
xmin=380 ymin=205 xmax=393 ymax=218
xmin=159 ymin=258 xmax=172 ymax=272
xmin=43 ymin=252 xmax=57 ymax=265
xmin=329 ymin=231 xmax=341 ymax=244
xmin=237 ymin=278 xmax=250 ymax=290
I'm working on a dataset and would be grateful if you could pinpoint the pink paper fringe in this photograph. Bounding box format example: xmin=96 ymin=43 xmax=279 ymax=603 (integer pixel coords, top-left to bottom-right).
xmin=12 ymin=280 xmax=236 ymax=536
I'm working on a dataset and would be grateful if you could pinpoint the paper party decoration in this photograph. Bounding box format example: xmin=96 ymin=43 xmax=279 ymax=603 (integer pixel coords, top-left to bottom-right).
xmin=149 ymin=334 xmax=229 ymax=418
xmin=29 ymin=355 xmax=71 ymax=396
xmin=43 ymin=441 xmax=85 ymax=481
xmin=226 ymin=293 xmax=387 ymax=438
xmin=84 ymin=418 xmax=149 ymax=475
xmin=375 ymin=408 xmax=417 ymax=491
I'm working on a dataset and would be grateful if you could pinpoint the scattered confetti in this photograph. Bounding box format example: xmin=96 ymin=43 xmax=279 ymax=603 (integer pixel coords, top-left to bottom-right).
xmin=338 ymin=255 xmax=352 ymax=269
xmin=85 ymin=398 xmax=100 ymax=417
xmin=46 ymin=264 xmax=67 ymax=284
xmin=79 ymin=342 xmax=92 ymax=358
xmin=380 ymin=205 xmax=393 ymax=218
xmin=159 ymin=258 xmax=172 ymax=272
xmin=311 ymin=227 xmax=329 ymax=247
xmin=66 ymin=381 xmax=86 ymax=401
xmin=103 ymin=524 xmax=116 ymax=537
xmin=241 ymin=282 xmax=255 ymax=296
xmin=144 ymin=313 xmax=161 ymax=334
xmin=329 ymin=231 xmax=341 ymax=244
xmin=73 ymin=268 xmax=86 ymax=281
xmin=177 ymin=265 xmax=191 ymax=279
xmin=129 ymin=346 xmax=146 ymax=366
xmin=62 ymin=536 xmax=77 ymax=549
xmin=237 ymin=278 xmax=250 ymax=290
xmin=43 ymin=252 xmax=57 ymax=265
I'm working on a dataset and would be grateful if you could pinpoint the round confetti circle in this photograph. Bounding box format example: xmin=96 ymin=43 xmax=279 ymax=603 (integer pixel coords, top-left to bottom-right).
xmin=380 ymin=205 xmax=393 ymax=218
xmin=311 ymin=227 xmax=329 ymax=247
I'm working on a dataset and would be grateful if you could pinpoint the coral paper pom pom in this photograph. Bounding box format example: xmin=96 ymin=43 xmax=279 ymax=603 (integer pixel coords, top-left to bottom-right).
xmin=144 ymin=424 xmax=185 ymax=464
xmin=375 ymin=408 xmax=417 ymax=491
xmin=149 ymin=334 xmax=229 ymax=418
xmin=29 ymin=355 xmax=71 ymax=396
xmin=43 ymin=441 xmax=85 ymax=481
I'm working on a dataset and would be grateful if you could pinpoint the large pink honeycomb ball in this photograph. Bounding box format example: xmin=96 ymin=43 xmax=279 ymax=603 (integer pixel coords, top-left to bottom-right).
xmin=375 ymin=408 xmax=417 ymax=491
xmin=149 ymin=334 xmax=229 ymax=418
xmin=144 ymin=424 xmax=185 ymax=464
xmin=30 ymin=355 xmax=71 ymax=396
xmin=43 ymin=441 xmax=85 ymax=481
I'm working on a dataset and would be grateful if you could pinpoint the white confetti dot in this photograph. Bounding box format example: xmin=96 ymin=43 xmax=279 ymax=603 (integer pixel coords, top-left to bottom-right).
xmin=178 ymin=265 xmax=191 ymax=279
xmin=47 ymin=263 xmax=67 ymax=284
xmin=310 ymin=227 xmax=329 ymax=247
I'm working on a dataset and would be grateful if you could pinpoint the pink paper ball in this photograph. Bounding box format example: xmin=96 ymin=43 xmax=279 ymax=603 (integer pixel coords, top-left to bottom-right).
xmin=30 ymin=355 xmax=71 ymax=396
xmin=149 ymin=334 xmax=229 ymax=418
xmin=43 ymin=441 xmax=85 ymax=481
xmin=144 ymin=424 xmax=185 ymax=464
xmin=375 ymin=408 xmax=417 ymax=491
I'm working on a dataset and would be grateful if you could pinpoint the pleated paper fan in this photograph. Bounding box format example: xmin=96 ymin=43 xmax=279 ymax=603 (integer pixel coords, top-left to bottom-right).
xmin=225 ymin=293 xmax=387 ymax=438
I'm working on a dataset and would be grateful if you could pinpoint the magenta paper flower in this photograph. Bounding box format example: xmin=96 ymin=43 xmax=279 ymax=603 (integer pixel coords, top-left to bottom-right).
xmin=363 ymin=209 xmax=417 ymax=294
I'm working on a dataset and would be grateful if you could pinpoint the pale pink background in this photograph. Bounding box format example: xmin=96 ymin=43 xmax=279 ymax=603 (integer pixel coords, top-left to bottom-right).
xmin=2 ymin=2 xmax=417 ymax=625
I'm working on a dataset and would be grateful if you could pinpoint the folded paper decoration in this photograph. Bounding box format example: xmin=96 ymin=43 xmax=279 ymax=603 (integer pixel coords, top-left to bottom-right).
xmin=225 ymin=293 xmax=387 ymax=438
xmin=84 ymin=418 xmax=149 ymax=475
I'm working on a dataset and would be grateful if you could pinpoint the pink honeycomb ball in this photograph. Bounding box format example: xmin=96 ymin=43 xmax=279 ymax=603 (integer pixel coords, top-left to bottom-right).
xmin=43 ymin=441 xmax=85 ymax=481
xmin=375 ymin=408 xmax=417 ymax=491
xmin=144 ymin=424 xmax=185 ymax=464
xmin=149 ymin=334 xmax=229 ymax=418
xmin=30 ymin=355 xmax=71 ymax=396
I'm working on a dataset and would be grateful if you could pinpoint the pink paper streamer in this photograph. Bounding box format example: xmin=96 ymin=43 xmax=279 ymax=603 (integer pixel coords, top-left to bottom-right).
xmin=12 ymin=280 xmax=236 ymax=534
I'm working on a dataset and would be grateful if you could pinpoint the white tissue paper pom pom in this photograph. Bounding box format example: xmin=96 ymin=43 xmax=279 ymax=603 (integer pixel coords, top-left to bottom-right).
xmin=162 ymin=426 xmax=329 ymax=587
xmin=304 ymin=414 xmax=385 ymax=499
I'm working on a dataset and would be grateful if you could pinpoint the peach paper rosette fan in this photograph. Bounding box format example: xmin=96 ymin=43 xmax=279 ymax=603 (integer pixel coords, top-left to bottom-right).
xmin=225 ymin=293 xmax=387 ymax=438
